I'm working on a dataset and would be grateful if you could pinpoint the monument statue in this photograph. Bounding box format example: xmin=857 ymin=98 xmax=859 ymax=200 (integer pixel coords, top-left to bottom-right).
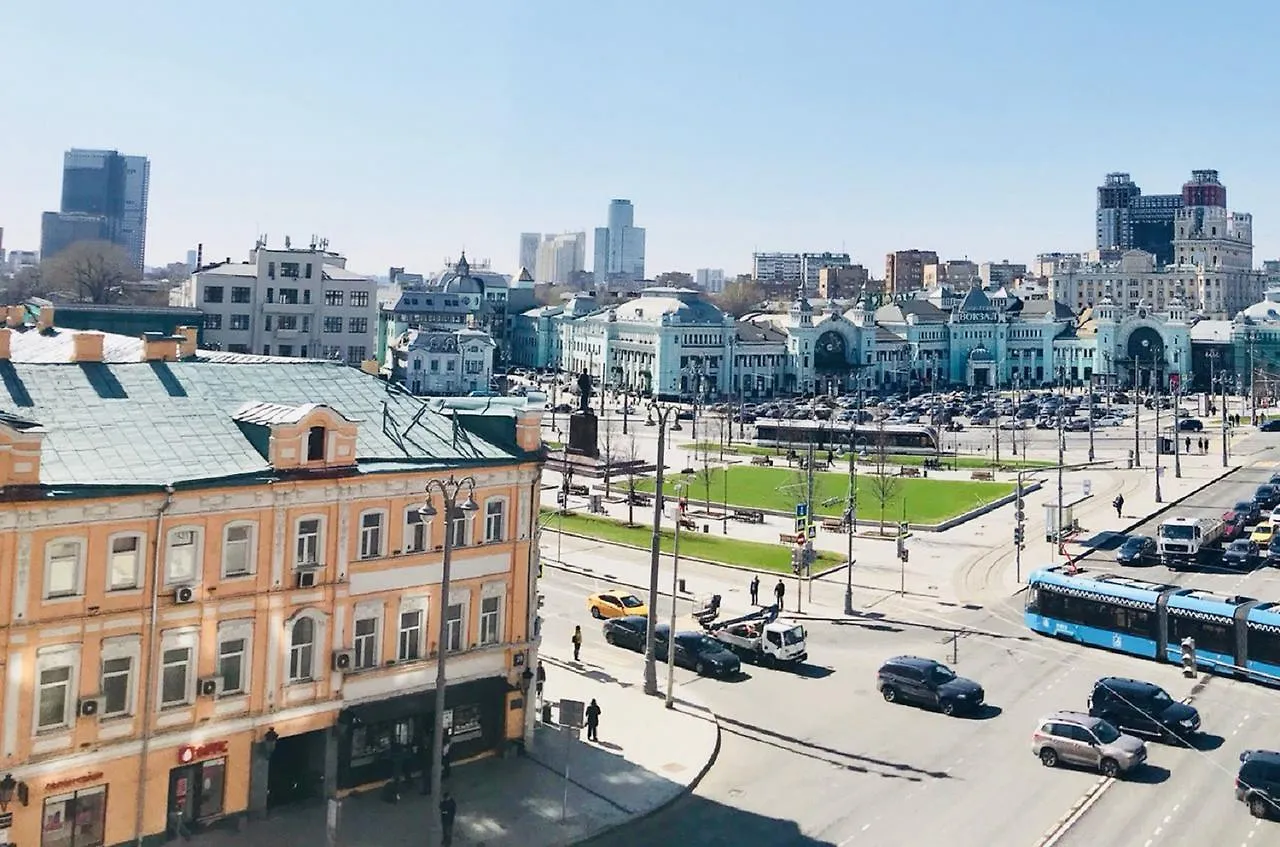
xmin=577 ymin=370 xmax=593 ymax=414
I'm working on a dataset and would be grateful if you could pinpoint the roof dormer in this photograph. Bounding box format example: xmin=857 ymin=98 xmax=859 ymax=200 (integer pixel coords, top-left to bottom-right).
xmin=232 ymin=402 xmax=360 ymax=472
xmin=0 ymin=412 xmax=46 ymax=488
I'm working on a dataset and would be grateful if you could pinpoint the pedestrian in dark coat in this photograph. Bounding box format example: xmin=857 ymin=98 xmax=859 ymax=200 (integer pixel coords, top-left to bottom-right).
xmin=442 ymin=733 xmax=453 ymax=780
xmin=774 ymin=579 xmax=786 ymax=611
xmin=585 ymin=698 xmax=601 ymax=742
xmin=749 ymin=575 xmax=760 ymax=605
xmin=535 ymin=660 xmax=546 ymax=705
xmin=572 ymin=625 xmax=583 ymax=661
xmin=439 ymin=792 xmax=457 ymax=846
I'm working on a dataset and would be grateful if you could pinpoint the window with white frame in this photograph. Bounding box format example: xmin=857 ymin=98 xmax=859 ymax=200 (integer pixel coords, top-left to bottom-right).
xmin=99 ymin=636 xmax=140 ymax=718
xmin=107 ymin=533 xmax=143 ymax=591
xmin=44 ymin=539 xmax=84 ymax=599
xmin=358 ymin=511 xmax=384 ymax=559
xmin=404 ymin=507 xmax=426 ymax=553
xmin=295 ymin=517 xmax=322 ymax=566
xmin=165 ymin=528 xmax=201 ymax=585
xmin=35 ymin=646 xmax=78 ymax=732
xmin=289 ymin=616 xmax=317 ymax=682
xmin=445 ymin=597 xmax=466 ymax=652
xmin=159 ymin=630 xmax=197 ymax=708
xmin=353 ymin=604 xmax=381 ymax=669
xmin=222 ymin=522 xmax=255 ymax=577
xmin=484 ymin=499 xmax=506 ymax=543
xmin=449 ymin=509 xmax=468 ymax=548
xmin=397 ymin=602 xmax=424 ymax=661
xmin=216 ymin=621 xmax=252 ymax=695
xmin=479 ymin=584 xmax=503 ymax=646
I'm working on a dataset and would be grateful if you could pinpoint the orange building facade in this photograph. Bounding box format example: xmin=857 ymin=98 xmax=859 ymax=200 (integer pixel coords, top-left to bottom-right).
xmin=0 ymin=319 xmax=545 ymax=847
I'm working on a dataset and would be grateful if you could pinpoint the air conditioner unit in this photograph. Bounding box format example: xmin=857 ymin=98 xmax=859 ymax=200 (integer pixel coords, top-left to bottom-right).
xmin=173 ymin=585 xmax=195 ymax=604
xmin=78 ymin=696 xmax=103 ymax=718
xmin=197 ymin=676 xmax=222 ymax=698
xmin=295 ymin=570 xmax=317 ymax=589
xmin=331 ymin=649 xmax=355 ymax=672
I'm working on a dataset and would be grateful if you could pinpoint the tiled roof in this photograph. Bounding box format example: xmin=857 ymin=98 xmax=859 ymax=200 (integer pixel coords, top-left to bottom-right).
xmin=0 ymin=361 xmax=526 ymax=490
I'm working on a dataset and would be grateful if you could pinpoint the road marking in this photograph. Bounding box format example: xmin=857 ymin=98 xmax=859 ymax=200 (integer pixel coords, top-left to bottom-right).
xmin=1163 ymin=815 xmax=1172 ymax=824
xmin=1036 ymin=777 xmax=1113 ymax=847
xmin=1153 ymin=826 xmax=1162 ymax=836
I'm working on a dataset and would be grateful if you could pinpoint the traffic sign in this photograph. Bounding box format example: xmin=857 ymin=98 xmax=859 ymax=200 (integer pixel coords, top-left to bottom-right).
xmin=1169 ymin=373 xmax=1181 ymax=391
xmin=807 ymin=524 xmax=817 ymax=539
xmin=795 ymin=503 xmax=808 ymax=518
xmin=794 ymin=518 xmax=807 ymax=534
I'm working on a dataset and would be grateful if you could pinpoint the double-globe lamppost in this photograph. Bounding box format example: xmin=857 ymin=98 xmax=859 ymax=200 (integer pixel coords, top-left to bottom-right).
xmin=419 ymin=475 xmax=478 ymax=845
xmin=644 ymin=401 xmax=680 ymax=697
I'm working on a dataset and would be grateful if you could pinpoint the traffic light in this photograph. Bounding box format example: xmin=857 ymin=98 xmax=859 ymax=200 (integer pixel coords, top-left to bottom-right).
xmin=895 ymin=535 xmax=905 ymax=561
xmin=1013 ymin=526 xmax=1025 ymax=546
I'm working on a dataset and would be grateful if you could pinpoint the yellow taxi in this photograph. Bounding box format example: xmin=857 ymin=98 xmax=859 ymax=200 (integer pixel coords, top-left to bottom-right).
xmin=1251 ymin=520 xmax=1276 ymax=545
xmin=587 ymin=589 xmax=648 ymax=620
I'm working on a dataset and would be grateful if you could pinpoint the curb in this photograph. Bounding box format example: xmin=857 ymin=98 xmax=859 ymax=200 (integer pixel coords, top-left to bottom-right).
xmin=542 ymin=557 xmax=698 ymax=599
xmin=546 ymin=527 xmax=828 ymax=577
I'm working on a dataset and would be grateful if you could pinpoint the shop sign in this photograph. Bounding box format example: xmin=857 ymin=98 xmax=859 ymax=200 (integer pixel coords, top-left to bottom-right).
xmin=44 ymin=772 xmax=104 ymax=792
xmin=177 ymin=740 xmax=228 ymax=764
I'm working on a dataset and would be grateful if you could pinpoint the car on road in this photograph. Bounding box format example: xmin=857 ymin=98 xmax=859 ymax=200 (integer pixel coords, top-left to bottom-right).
xmin=876 ymin=656 xmax=985 ymax=716
xmin=652 ymin=624 xmax=742 ymax=677
xmin=587 ymin=590 xmax=649 ymax=620
xmin=1263 ymin=420 xmax=1280 ymax=433
xmin=1255 ymin=484 xmax=1280 ymax=510
xmin=1251 ymin=521 xmax=1276 ymax=546
xmin=1223 ymin=538 xmax=1262 ymax=570
xmin=1233 ymin=500 xmax=1263 ymax=526
xmin=1087 ymin=677 xmax=1201 ymax=742
xmin=1032 ymin=711 xmax=1147 ymax=778
xmin=1178 ymin=418 xmax=1205 ymax=431
xmin=601 ymin=614 xmax=648 ymax=651
xmin=1267 ymin=537 xmax=1280 ymax=567
xmin=1116 ymin=535 xmax=1157 ymax=566
xmin=1237 ymin=750 xmax=1280 ymax=819
xmin=1096 ymin=416 xmax=1125 ymax=428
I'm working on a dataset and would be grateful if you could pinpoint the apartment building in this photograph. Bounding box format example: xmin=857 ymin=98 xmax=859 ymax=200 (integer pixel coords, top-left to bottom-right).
xmin=182 ymin=240 xmax=378 ymax=365
xmin=0 ymin=318 xmax=544 ymax=846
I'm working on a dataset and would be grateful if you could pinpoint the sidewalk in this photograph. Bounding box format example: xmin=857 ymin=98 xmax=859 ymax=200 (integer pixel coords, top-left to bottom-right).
xmin=187 ymin=654 xmax=718 ymax=847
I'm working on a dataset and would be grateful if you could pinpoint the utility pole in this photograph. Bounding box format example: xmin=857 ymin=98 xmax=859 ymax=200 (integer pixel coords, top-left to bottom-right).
xmin=1056 ymin=395 xmax=1064 ymax=560
xmin=1154 ymin=352 xmax=1163 ymax=503
xmin=801 ymin=437 xmax=816 ymax=614
xmin=1173 ymin=377 xmax=1182 ymax=479
xmin=1087 ymin=380 xmax=1095 ymax=462
xmin=1014 ymin=471 xmax=1026 ymax=583
xmin=1221 ymin=374 xmax=1229 ymax=468
xmin=1132 ymin=361 xmax=1142 ymax=468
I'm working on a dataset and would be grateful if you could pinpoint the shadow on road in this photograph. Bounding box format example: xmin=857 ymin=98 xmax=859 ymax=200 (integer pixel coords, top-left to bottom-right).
xmin=717 ymin=714 xmax=952 ymax=782
xmin=576 ymin=791 xmax=839 ymax=847
xmin=958 ymin=704 xmax=1003 ymax=721
xmin=1127 ymin=764 xmax=1172 ymax=785
xmin=791 ymin=663 xmax=835 ymax=680
xmin=830 ymin=620 xmax=903 ymax=633
xmin=1190 ymin=732 xmax=1226 ymax=752
xmin=1078 ymin=530 xmax=1131 ymax=551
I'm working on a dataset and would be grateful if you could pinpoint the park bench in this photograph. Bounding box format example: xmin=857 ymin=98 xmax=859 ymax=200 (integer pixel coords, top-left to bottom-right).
xmin=567 ymin=484 xmax=590 ymax=496
xmin=678 ymin=517 xmax=698 ymax=531
xmin=750 ymin=456 xmax=773 ymax=467
xmin=970 ymin=470 xmax=995 ymax=482
xmin=626 ymin=492 xmax=652 ymax=507
xmin=922 ymin=457 xmax=943 ymax=471
xmin=898 ymin=467 xmax=922 ymax=478
xmin=732 ymin=508 xmax=765 ymax=524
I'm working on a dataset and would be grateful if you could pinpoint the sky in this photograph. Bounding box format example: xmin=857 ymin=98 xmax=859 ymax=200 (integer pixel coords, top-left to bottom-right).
xmin=4 ymin=0 xmax=1280 ymax=279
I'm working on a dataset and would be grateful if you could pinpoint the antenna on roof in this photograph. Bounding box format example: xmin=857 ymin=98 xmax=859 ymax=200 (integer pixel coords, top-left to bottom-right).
xmin=284 ymin=235 xmax=291 ymax=250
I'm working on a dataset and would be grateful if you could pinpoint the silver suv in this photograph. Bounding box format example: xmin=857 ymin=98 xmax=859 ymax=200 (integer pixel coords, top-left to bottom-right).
xmin=1032 ymin=711 xmax=1147 ymax=778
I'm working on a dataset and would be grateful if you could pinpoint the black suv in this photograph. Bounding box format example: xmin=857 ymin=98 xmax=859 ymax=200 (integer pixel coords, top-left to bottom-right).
xmin=1255 ymin=484 xmax=1279 ymax=510
xmin=1237 ymin=750 xmax=1280 ymax=818
xmin=876 ymin=656 xmax=984 ymax=716
xmin=1087 ymin=677 xmax=1200 ymax=742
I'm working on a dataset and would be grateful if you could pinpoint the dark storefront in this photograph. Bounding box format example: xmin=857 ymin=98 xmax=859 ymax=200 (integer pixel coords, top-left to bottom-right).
xmin=167 ymin=743 xmax=230 ymax=833
xmin=40 ymin=783 xmax=107 ymax=847
xmin=337 ymin=676 xmax=508 ymax=790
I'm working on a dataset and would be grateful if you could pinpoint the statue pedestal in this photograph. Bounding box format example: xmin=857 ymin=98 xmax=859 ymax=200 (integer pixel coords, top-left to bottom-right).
xmin=567 ymin=411 xmax=599 ymax=458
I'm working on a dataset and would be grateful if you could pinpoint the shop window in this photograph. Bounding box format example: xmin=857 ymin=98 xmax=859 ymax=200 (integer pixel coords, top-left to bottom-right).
xmin=41 ymin=785 xmax=107 ymax=847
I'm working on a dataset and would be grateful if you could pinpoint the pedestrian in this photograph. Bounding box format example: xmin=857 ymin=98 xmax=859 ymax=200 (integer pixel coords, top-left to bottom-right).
xmin=439 ymin=791 xmax=457 ymax=846
xmin=1185 ymin=436 xmax=1191 ymax=453
xmin=535 ymin=660 xmax=546 ymax=705
xmin=168 ymin=802 xmax=192 ymax=841
xmin=774 ymin=579 xmax=786 ymax=611
xmin=572 ymin=625 xmax=583 ymax=662
xmin=442 ymin=732 xmax=453 ymax=780
xmin=585 ymin=698 xmax=601 ymax=742
xmin=749 ymin=575 xmax=760 ymax=605
xmin=1113 ymin=494 xmax=1124 ymax=519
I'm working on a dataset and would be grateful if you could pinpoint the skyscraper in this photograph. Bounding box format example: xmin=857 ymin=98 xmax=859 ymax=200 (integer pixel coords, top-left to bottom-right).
xmin=534 ymin=232 xmax=587 ymax=284
xmin=1095 ymin=171 xmax=1185 ymax=267
xmin=518 ymin=232 xmax=541 ymax=274
xmin=592 ymin=199 xmax=646 ymax=283
xmin=41 ymin=148 xmax=150 ymax=272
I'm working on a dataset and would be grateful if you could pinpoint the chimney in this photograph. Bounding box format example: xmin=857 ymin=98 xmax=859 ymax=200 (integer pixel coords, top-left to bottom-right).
xmin=72 ymin=331 xmax=105 ymax=363
xmin=141 ymin=332 xmax=179 ymax=362
xmin=0 ymin=328 xmax=11 ymax=361
xmin=175 ymin=326 xmax=198 ymax=358
xmin=6 ymin=306 xmax=24 ymax=328
xmin=36 ymin=305 xmax=54 ymax=333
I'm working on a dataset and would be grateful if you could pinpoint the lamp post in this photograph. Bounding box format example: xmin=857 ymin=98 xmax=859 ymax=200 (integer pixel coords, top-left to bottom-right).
xmin=1142 ymin=340 xmax=1162 ymax=503
xmin=419 ymin=475 xmax=478 ymax=846
xmin=844 ymin=438 xmax=868 ymax=616
xmin=1218 ymin=373 xmax=1229 ymax=467
xmin=667 ymin=481 xmax=687 ymax=709
xmin=644 ymin=402 xmax=679 ymax=697
xmin=1132 ymin=356 xmax=1142 ymax=468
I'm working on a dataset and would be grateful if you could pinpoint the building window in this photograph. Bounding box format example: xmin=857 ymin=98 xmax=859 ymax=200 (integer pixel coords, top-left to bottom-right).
xmin=479 ymin=594 xmax=501 ymax=646
xmin=323 ymin=316 xmax=343 ymax=333
xmin=230 ymin=314 xmax=250 ymax=330
xmin=160 ymin=637 xmax=194 ymax=708
xmin=445 ymin=601 xmax=464 ymax=652
xmin=203 ymin=286 xmax=224 ymax=304
xmin=359 ymin=511 xmax=384 ymax=559
xmin=398 ymin=609 xmax=423 ymax=661
xmin=165 ymin=528 xmax=201 ymax=585
xmin=42 ymin=786 xmax=107 ymax=847
xmin=268 ymin=262 xmax=275 ymax=280
xmin=296 ymin=518 xmax=322 ymax=566
xmin=37 ymin=661 xmax=74 ymax=731
xmin=264 ymin=315 xmax=272 ymax=331
xmin=222 ymin=523 xmax=255 ymax=577
xmin=303 ymin=289 xmax=312 ymax=304
xmin=484 ymin=499 xmax=505 ymax=543
xmin=449 ymin=509 xmax=468 ymax=548
xmin=204 ymin=314 xmax=222 ymax=330
xmin=348 ymin=317 xmax=368 ymax=334
xmin=354 ymin=614 xmax=379 ymax=669
xmin=347 ymin=346 xmax=367 ymax=363
xmin=325 ymin=290 xmax=344 ymax=306
xmin=279 ymin=314 xmax=298 ymax=330
xmin=278 ymin=344 xmax=294 ymax=357
xmin=45 ymin=539 xmax=83 ymax=599
xmin=289 ymin=617 xmax=316 ymax=682
xmin=231 ymin=286 xmax=251 ymax=303
xmin=305 ymin=263 xmax=313 ymax=280
xmin=280 ymin=263 xmax=300 ymax=279
xmin=350 ymin=291 xmax=370 ymax=308
xmin=307 ymin=426 xmax=326 ymax=461
xmin=107 ymin=533 xmax=143 ymax=591
xmin=404 ymin=507 xmax=426 ymax=552
xmin=101 ymin=655 xmax=133 ymax=717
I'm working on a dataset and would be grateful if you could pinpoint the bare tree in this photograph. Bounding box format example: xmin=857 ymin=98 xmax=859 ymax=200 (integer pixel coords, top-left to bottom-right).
xmin=867 ymin=422 xmax=901 ymax=535
xmin=2 ymin=266 xmax=50 ymax=302
xmin=624 ymin=434 xmax=642 ymax=526
xmin=600 ymin=409 xmax=617 ymax=498
xmin=42 ymin=241 xmax=134 ymax=304
xmin=711 ymin=279 xmax=767 ymax=317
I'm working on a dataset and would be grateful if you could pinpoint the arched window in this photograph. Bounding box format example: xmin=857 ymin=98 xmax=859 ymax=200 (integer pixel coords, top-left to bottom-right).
xmin=289 ymin=617 xmax=316 ymax=682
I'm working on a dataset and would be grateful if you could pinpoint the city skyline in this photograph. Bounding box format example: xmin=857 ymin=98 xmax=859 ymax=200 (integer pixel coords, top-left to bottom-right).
xmin=4 ymin=1 xmax=1280 ymax=277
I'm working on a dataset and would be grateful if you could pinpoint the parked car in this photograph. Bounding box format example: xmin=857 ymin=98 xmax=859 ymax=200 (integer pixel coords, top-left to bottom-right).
xmin=1262 ymin=420 xmax=1280 ymax=432
xmin=1224 ymin=539 xmax=1262 ymax=570
xmin=652 ymin=624 xmax=741 ymax=677
xmin=587 ymin=589 xmax=649 ymax=620
xmin=1267 ymin=537 xmax=1280 ymax=567
xmin=1178 ymin=418 xmax=1205 ymax=431
xmin=1087 ymin=677 xmax=1201 ymax=742
xmin=1116 ymin=535 xmax=1157 ymax=566
xmin=601 ymin=615 xmax=648 ymax=652
xmin=1237 ymin=750 xmax=1280 ymax=818
xmin=876 ymin=656 xmax=985 ymax=716
xmin=1032 ymin=711 xmax=1147 ymax=778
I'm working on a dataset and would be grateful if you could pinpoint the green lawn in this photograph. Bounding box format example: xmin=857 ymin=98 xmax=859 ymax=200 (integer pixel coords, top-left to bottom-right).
xmin=680 ymin=441 xmax=1051 ymax=470
xmin=542 ymin=509 xmax=843 ymax=573
xmin=637 ymin=465 xmax=1014 ymax=525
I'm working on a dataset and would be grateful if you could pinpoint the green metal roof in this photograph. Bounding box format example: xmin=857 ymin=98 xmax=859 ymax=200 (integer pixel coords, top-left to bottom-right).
xmin=0 ymin=360 xmax=531 ymax=490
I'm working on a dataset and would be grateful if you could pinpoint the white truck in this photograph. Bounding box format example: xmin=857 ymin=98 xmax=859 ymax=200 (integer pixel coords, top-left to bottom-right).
xmin=694 ymin=600 xmax=809 ymax=668
xmin=1157 ymin=515 xmax=1225 ymax=569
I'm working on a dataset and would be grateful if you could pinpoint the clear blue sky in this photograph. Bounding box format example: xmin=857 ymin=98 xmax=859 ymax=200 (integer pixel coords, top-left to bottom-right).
xmin=4 ymin=0 xmax=1280 ymax=277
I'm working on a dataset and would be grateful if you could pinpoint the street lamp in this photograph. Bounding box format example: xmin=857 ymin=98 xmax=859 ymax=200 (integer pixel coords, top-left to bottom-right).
xmin=844 ymin=437 xmax=868 ymax=616
xmin=420 ymin=475 xmax=478 ymax=843
xmin=666 ymin=481 xmax=688 ymax=709
xmin=644 ymin=401 xmax=680 ymax=697
xmin=1141 ymin=339 xmax=1162 ymax=503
